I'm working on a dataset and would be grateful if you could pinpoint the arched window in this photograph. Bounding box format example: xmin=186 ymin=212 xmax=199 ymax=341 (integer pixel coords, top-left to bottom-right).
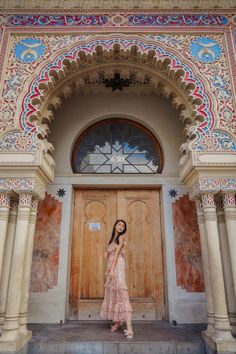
xmin=72 ymin=119 xmax=163 ymax=174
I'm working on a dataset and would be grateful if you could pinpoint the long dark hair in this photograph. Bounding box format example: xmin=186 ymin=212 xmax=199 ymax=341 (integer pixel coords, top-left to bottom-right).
xmin=108 ymin=219 xmax=127 ymax=245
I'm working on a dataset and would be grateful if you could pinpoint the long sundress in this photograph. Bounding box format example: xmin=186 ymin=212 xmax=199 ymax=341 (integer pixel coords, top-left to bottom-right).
xmin=100 ymin=241 xmax=132 ymax=323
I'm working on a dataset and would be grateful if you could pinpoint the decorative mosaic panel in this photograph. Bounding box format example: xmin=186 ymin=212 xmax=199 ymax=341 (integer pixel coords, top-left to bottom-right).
xmin=172 ymin=194 xmax=204 ymax=292
xmin=0 ymin=10 xmax=235 ymax=154
xmin=1 ymin=13 xmax=230 ymax=28
xmin=30 ymin=193 xmax=62 ymax=292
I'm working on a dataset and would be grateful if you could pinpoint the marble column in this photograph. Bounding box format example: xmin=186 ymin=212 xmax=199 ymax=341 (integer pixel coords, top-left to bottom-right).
xmin=195 ymin=199 xmax=215 ymax=334
xmin=216 ymin=197 xmax=236 ymax=335
xmin=1 ymin=193 xmax=32 ymax=341
xmin=202 ymin=193 xmax=233 ymax=340
xmin=19 ymin=199 xmax=39 ymax=336
xmin=223 ymin=193 xmax=236 ymax=302
xmin=0 ymin=197 xmax=18 ymax=333
xmin=0 ymin=193 xmax=11 ymax=282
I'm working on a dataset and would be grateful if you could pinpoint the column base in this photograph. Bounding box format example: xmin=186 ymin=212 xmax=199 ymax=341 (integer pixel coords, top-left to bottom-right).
xmin=202 ymin=331 xmax=236 ymax=353
xmin=0 ymin=330 xmax=31 ymax=353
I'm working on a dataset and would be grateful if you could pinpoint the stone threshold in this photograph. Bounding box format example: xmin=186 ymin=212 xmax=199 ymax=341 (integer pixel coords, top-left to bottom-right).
xmin=28 ymin=320 xmax=206 ymax=354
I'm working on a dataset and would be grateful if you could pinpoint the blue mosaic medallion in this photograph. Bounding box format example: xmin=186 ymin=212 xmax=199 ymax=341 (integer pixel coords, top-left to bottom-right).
xmin=190 ymin=37 xmax=221 ymax=63
xmin=14 ymin=38 xmax=45 ymax=63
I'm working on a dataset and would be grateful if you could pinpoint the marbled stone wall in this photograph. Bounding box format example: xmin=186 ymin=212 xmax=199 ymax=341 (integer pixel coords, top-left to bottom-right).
xmin=30 ymin=193 xmax=62 ymax=292
xmin=172 ymin=194 xmax=204 ymax=292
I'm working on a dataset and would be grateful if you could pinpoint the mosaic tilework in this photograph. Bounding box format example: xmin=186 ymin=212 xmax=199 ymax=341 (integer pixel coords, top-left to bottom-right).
xmin=2 ymin=13 xmax=230 ymax=28
xmin=14 ymin=38 xmax=45 ymax=63
xmin=6 ymin=14 xmax=109 ymax=27
xmin=0 ymin=10 xmax=235 ymax=153
xmin=172 ymin=194 xmax=204 ymax=292
xmin=190 ymin=37 xmax=221 ymax=63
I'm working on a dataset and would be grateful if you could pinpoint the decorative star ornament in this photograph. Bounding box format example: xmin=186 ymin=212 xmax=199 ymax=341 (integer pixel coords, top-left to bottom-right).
xmin=168 ymin=189 xmax=178 ymax=198
xmin=57 ymin=188 xmax=66 ymax=198
xmin=104 ymin=146 xmax=129 ymax=172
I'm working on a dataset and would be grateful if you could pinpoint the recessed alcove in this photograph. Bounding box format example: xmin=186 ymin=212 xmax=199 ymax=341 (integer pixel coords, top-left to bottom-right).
xmin=49 ymin=91 xmax=184 ymax=176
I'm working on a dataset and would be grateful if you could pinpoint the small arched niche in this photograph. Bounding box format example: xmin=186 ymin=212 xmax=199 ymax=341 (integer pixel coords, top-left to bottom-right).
xmin=71 ymin=118 xmax=163 ymax=174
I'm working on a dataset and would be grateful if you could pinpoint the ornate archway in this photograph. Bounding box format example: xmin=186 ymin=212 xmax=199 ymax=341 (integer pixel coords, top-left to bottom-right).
xmin=0 ymin=32 xmax=236 ymax=352
xmin=1 ymin=34 xmax=236 ymax=162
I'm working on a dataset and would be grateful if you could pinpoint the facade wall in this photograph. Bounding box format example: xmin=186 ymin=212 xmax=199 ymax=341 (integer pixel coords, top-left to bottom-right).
xmin=0 ymin=5 xmax=235 ymax=328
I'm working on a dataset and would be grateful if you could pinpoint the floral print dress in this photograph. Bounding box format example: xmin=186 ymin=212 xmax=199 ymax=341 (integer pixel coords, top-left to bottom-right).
xmin=100 ymin=241 xmax=132 ymax=322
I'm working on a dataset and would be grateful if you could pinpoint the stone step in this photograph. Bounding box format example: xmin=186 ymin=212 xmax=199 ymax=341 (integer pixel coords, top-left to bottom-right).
xmin=26 ymin=321 xmax=207 ymax=354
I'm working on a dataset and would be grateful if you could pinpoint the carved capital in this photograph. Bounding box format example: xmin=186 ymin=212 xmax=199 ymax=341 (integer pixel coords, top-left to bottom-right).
xmin=222 ymin=193 xmax=236 ymax=209
xmin=202 ymin=193 xmax=216 ymax=209
xmin=18 ymin=193 xmax=32 ymax=208
xmin=0 ymin=193 xmax=11 ymax=208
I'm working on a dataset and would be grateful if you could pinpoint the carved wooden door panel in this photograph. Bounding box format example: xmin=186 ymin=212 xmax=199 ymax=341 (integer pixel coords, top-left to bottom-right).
xmin=69 ymin=189 xmax=164 ymax=320
xmin=69 ymin=190 xmax=116 ymax=319
xmin=117 ymin=190 xmax=164 ymax=320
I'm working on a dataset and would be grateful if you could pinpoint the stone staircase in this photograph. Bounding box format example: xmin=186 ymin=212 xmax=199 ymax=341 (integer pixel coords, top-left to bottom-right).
xmin=25 ymin=321 xmax=208 ymax=354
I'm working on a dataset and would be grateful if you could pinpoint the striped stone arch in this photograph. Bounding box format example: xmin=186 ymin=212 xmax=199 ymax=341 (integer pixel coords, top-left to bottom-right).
xmin=1 ymin=34 xmax=236 ymax=159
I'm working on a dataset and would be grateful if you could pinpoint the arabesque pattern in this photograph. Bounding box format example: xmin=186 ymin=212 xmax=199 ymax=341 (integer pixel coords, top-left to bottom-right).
xmin=0 ymin=8 xmax=235 ymax=157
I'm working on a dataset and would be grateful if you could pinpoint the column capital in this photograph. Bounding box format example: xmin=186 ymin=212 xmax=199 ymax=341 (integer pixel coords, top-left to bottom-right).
xmin=222 ymin=192 xmax=236 ymax=209
xmin=201 ymin=193 xmax=216 ymax=209
xmin=0 ymin=193 xmax=11 ymax=208
xmin=18 ymin=193 xmax=32 ymax=208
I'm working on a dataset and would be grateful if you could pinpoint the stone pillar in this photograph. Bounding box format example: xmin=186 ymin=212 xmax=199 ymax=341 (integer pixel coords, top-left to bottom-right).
xmin=195 ymin=199 xmax=215 ymax=334
xmin=19 ymin=198 xmax=39 ymax=336
xmin=1 ymin=193 xmax=32 ymax=341
xmin=0 ymin=197 xmax=18 ymax=333
xmin=0 ymin=193 xmax=11 ymax=281
xmin=202 ymin=193 xmax=233 ymax=341
xmin=217 ymin=197 xmax=236 ymax=335
xmin=223 ymin=193 xmax=236 ymax=302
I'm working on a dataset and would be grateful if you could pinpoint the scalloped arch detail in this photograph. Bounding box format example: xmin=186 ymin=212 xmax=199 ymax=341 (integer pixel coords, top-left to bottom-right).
xmin=17 ymin=35 xmax=235 ymax=153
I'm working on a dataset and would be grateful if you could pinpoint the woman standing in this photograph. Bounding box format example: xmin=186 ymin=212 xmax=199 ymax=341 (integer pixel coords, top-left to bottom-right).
xmin=100 ymin=220 xmax=133 ymax=339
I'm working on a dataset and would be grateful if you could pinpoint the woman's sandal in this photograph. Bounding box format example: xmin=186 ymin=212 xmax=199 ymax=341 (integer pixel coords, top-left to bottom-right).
xmin=110 ymin=322 xmax=123 ymax=332
xmin=124 ymin=329 xmax=134 ymax=339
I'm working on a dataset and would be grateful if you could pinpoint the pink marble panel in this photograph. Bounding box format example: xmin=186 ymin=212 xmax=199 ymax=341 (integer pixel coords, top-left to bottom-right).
xmin=30 ymin=193 xmax=62 ymax=292
xmin=172 ymin=194 xmax=204 ymax=292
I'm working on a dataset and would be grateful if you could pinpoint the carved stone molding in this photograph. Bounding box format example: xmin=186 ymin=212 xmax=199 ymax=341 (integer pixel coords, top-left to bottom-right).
xmin=31 ymin=44 xmax=201 ymax=156
xmin=0 ymin=0 xmax=235 ymax=9
xmin=0 ymin=177 xmax=45 ymax=200
xmin=189 ymin=177 xmax=236 ymax=200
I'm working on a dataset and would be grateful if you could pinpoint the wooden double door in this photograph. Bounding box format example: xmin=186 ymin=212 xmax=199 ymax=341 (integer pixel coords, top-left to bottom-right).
xmin=69 ymin=189 xmax=165 ymax=320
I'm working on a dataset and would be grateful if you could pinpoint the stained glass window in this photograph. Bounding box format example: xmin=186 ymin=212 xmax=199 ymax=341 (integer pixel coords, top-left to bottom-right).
xmin=72 ymin=119 xmax=163 ymax=174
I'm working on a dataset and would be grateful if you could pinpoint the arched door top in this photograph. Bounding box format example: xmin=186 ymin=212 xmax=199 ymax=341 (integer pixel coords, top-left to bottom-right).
xmin=72 ymin=118 xmax=163 ymax=174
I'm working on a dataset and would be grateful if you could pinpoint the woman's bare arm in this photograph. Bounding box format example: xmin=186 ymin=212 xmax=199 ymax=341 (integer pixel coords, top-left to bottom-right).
xmin=109 ymin=236 xmax=125 ymax=274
